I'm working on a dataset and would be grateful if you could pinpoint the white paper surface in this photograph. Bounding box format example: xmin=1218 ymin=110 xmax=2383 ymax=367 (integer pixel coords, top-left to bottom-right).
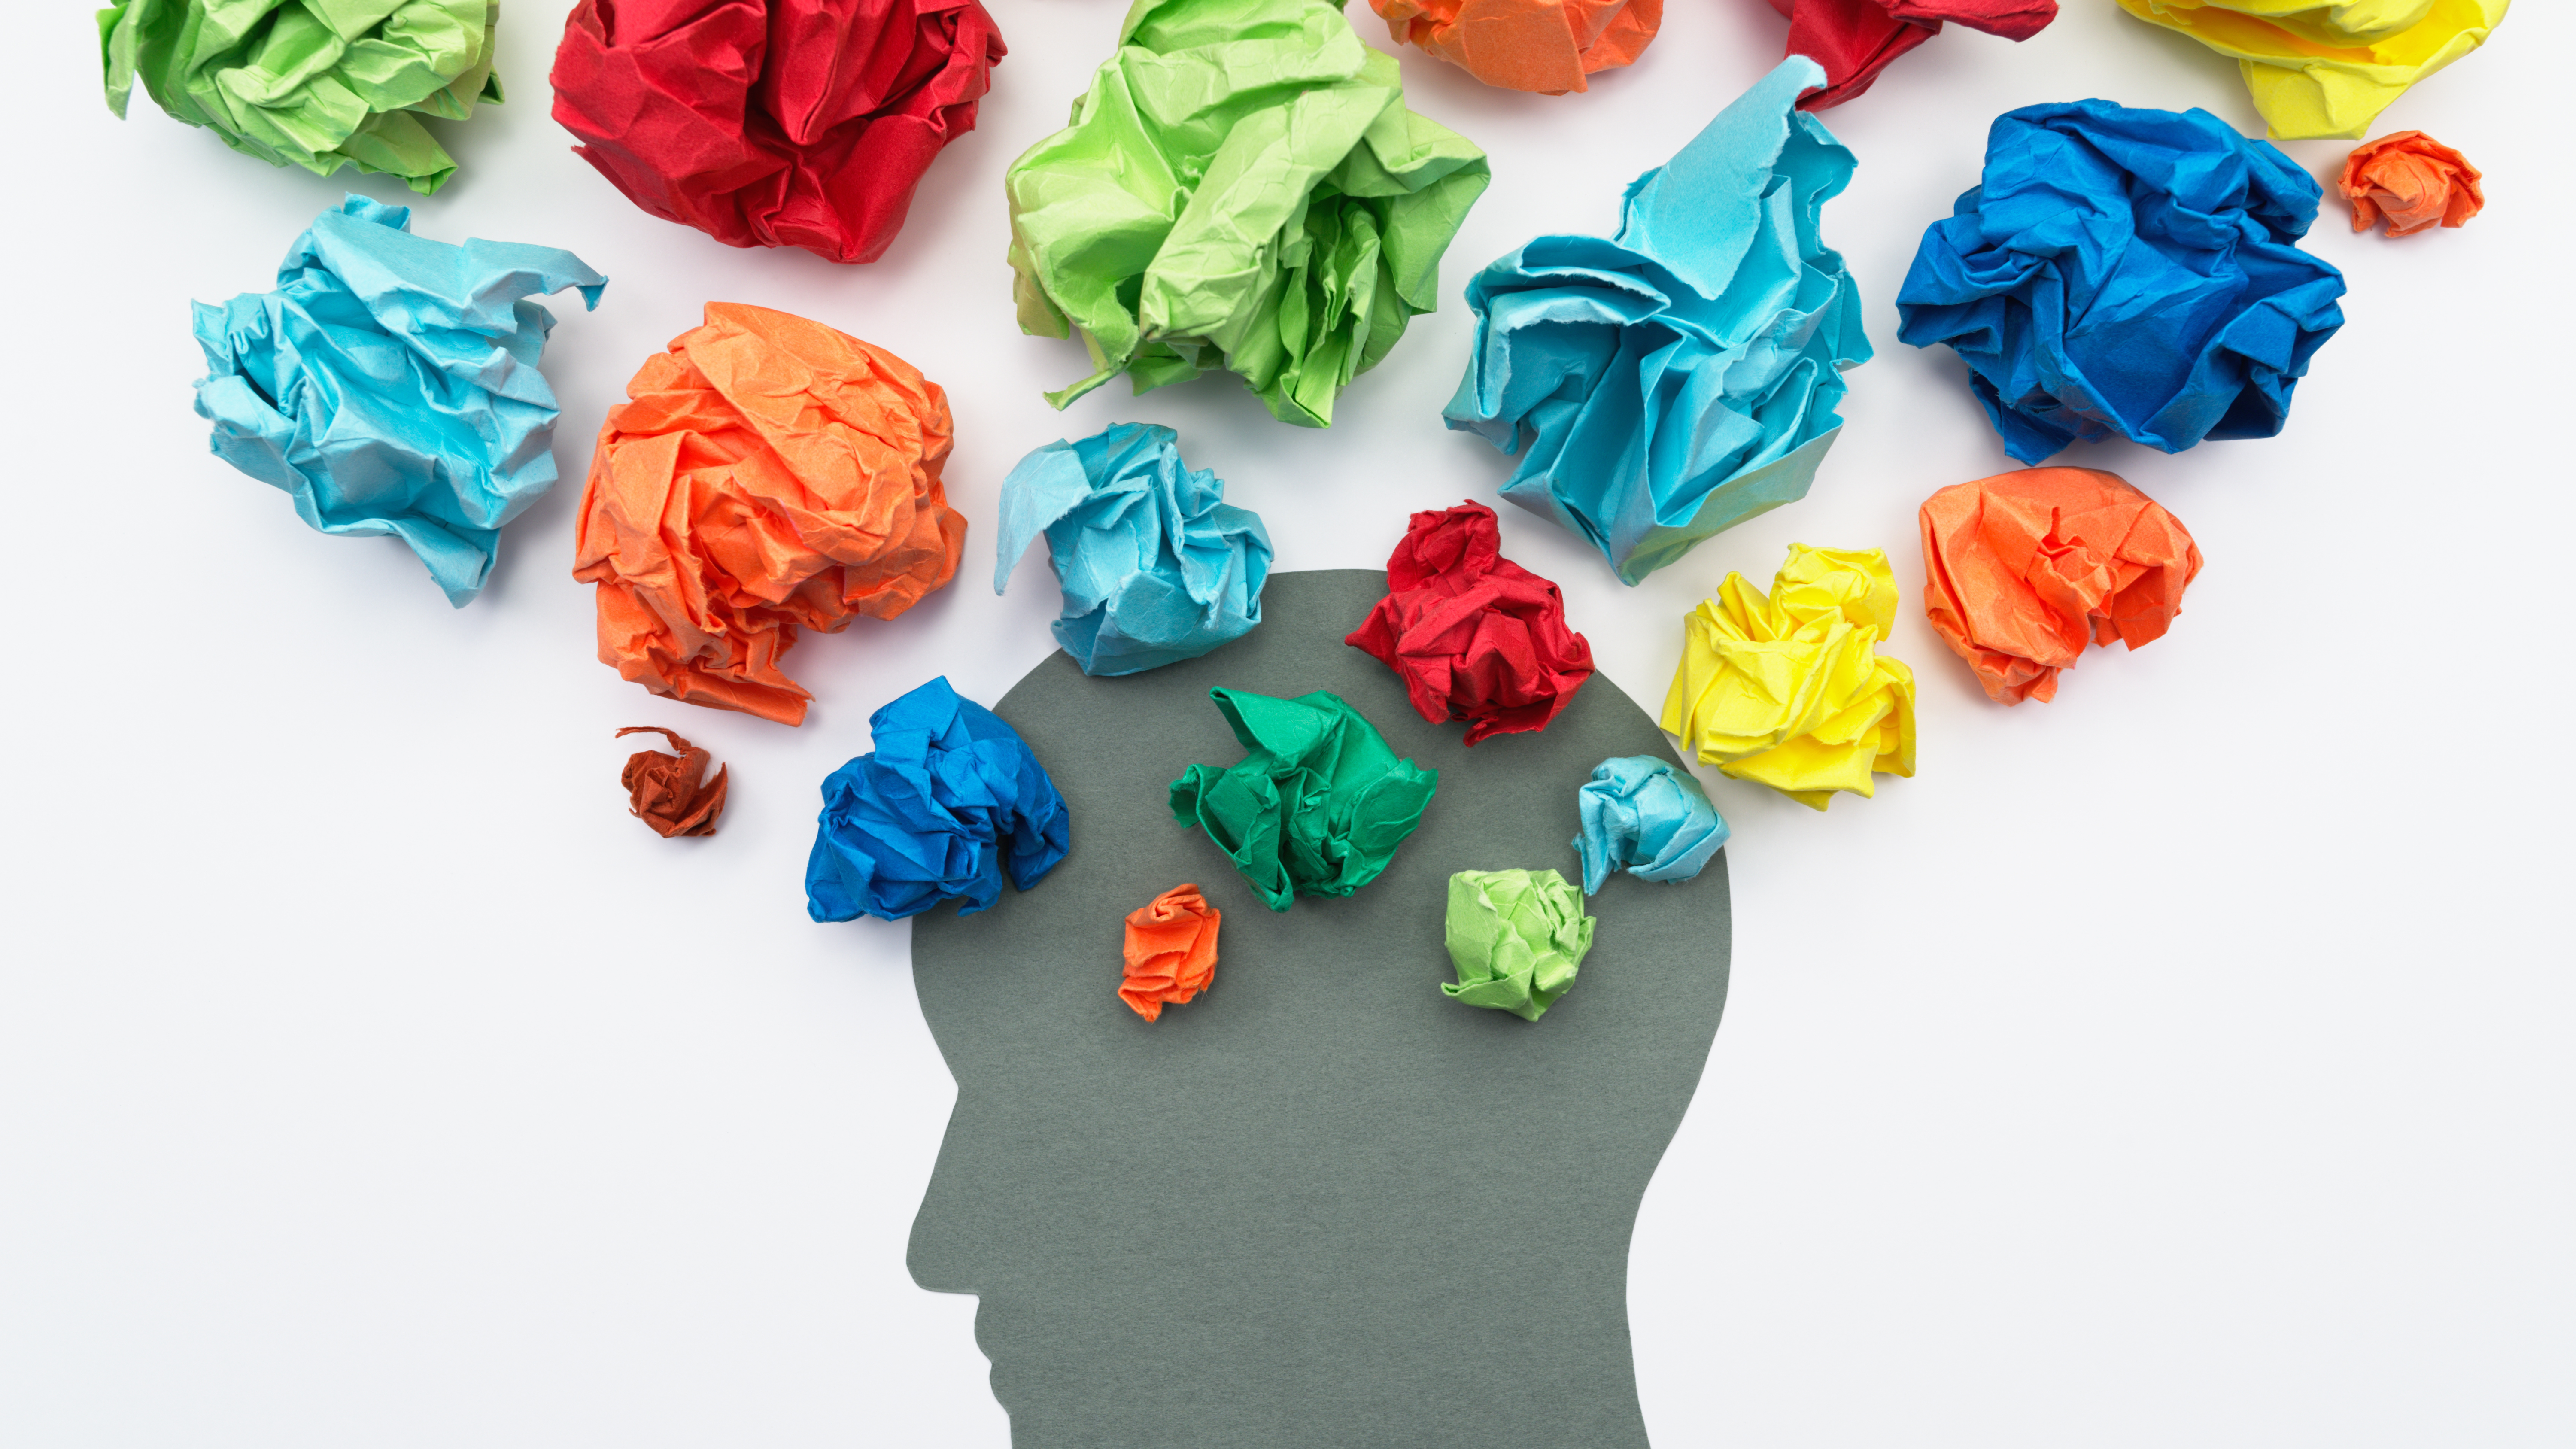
xmin=2 ymin=2 xmax=2570 ymax=1445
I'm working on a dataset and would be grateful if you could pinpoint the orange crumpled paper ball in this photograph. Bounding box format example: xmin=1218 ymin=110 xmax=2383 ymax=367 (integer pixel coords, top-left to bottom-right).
xmin=1120 ymin=884 xmax=1221 ymax=1022
xmin=1919 ymin=468 xmax=2202 ymax=705
xmin=616 ymin=726 xmax=729 ymax=838
xmin=573 ymin=302 xmax=967 ymax=726
xmin=1367 ymin=0 xmax=1660 ymax=95
xmin=2339 ymin=131 xmax=2484 ymax=238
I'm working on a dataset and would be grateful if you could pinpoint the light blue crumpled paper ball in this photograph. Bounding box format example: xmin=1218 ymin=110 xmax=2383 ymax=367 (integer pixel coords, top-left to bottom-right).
xmin=1444 ymin=55 xmax=1870 ymax=586
xmin=994 ymin=422 xmax=1273 ymax=675
xmin=1573 ymin=755 xmax=1728 ymax=895
xmin=191 ymin=195 xmax=605 ymax=606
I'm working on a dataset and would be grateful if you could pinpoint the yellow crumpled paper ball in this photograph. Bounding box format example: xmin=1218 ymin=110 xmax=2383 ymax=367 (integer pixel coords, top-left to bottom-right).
xmin=2115 ymin=0 xmax=2509 ymax=140
xmin=1659 ymin=544 xmax=1916 ymax=811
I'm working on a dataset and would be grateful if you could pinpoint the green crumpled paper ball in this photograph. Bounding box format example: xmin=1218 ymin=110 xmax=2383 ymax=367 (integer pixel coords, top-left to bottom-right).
xmin=1442 ymin=868 xmax=1595 ymax=1022
xmin=1003 ymin=0 xmax=1491 ymax=428
xmin=100 ymin=0 xmax=501 ymax=195
xmin=1169 ymin=686 xmax=1440 ymax=912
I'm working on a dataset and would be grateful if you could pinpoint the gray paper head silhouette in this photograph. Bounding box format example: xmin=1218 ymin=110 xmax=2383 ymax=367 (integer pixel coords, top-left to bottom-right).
xmin=910 ymin=569 xmax=1730 ymax=1447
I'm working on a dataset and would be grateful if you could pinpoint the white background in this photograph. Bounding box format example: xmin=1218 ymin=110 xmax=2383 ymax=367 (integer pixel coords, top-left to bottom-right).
xmin=5 ymin=0 xmax=2569 ymax=1443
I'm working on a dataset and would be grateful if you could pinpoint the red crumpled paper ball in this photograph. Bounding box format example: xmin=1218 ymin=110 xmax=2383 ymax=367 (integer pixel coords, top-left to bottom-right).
xmin=1765 ymin=0 xmax=2058 ymax=109
xmin=617 ymin=726 xmax=730 ymax=836
xmin=550 ymin=0 xmax=1005 ymax=265
xmin=1918 ymin=467 xmax=2201 ymax=705
xmin=1346 ymin=501 xmax=1595 ymax=746
xmin=2339 ymin=131 xmax=2484 ymax=238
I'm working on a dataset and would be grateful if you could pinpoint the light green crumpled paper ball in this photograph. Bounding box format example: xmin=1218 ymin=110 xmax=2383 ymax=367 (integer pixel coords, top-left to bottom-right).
xmin=1442 ymin=868 xmax=1595 ymax=1022
xmin=100 ymin=0 xmax=501 ymax=194
xmin=1003 ymin=0 xmax=1490 ymax=428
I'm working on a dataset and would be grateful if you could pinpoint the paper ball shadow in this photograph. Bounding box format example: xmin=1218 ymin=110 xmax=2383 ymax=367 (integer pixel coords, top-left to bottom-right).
xmin=909 ymin=570 xmax=1731 ymax=1447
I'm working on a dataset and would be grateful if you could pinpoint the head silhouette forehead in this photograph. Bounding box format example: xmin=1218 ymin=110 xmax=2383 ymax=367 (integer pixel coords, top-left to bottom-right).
xmin=909 ymin=569 xmax=1730 ymax=1448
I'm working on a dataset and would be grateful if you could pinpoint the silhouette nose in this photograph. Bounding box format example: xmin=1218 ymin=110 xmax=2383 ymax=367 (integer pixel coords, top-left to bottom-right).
xmin=908 ymin=1115 xmax=1000 ymax=1295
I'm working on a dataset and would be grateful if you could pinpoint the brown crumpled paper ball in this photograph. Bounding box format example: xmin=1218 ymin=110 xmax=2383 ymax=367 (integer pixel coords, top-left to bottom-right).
xmin=617 ymin=727 xmax=729 ymax=837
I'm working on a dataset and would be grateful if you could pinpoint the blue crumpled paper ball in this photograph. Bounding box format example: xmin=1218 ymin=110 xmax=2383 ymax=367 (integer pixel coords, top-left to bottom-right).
xmin=1443 ymin=56 xmax=1871 ymax=586
xmin=1573 ymin=755 xmax=1728 ymax=895
xmin=191 ymin=195 xmax=606 ymax=607
xmin=993 ymin=422 xmax=1273 ymax=675
xmin=1895 ymin=100 xmax=2348 ymax=465
xmin=806 ymin=676 xmax=1072 ymax=923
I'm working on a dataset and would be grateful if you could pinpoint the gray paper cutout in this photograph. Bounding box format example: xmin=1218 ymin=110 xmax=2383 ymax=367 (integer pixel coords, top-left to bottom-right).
xmin=910 ymin=569 xmax=1730 ymax=1447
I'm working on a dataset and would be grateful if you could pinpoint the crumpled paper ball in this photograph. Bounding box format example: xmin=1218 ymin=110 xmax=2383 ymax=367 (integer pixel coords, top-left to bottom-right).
xmin=192 ymin=196 xmax=606 ymax=608
xmin=1660 ymin=543 xmax=1915 ymax=811
xmin=1366 ymin=0 xmax=1660 ymax=95
xmin=994 ymin=423 xmax=1272 ymax=677
xmin=1766 ymin=0 xmax=2057 ymax=110
xmin=805 ymin=676 xmax=1070 ymax=922
xmin=2340 ymin=130 xmax=2485 ymax=237
xmin=573 ymin=302 xmax=966 ymax=726
xmin=1441 ymin=868 xmax=1595 ymax=1021
xmin=2115 ymin=0 xmax=2509 ymax=141
xmin=1445 ymin=57 xmax=1871 ymax=585
xmin=1004 ymin=0 xmax=1490 ymax=428
xmin=1344 ymin=501 xmax=1595 ymax=745
xmin=1920 ymin=468 xmax=2202 ymax=705
xmin=1169 ymin=687 xmax=1440 ymax=913
xmin=616 ymin=726 xmax=729 ymax=837
xmin=1572 ymin=756 xmax=1726 ymax=894
xmin=551 ymin=0 xmax=1005 ymax=264
xmin=103 ymin=0 xmax=501 ymax=193
xmin=1896 ymin=100 xmax=2348 ymax=467
xmin=1119 ymin=884 xmax=1221 ymax=1021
